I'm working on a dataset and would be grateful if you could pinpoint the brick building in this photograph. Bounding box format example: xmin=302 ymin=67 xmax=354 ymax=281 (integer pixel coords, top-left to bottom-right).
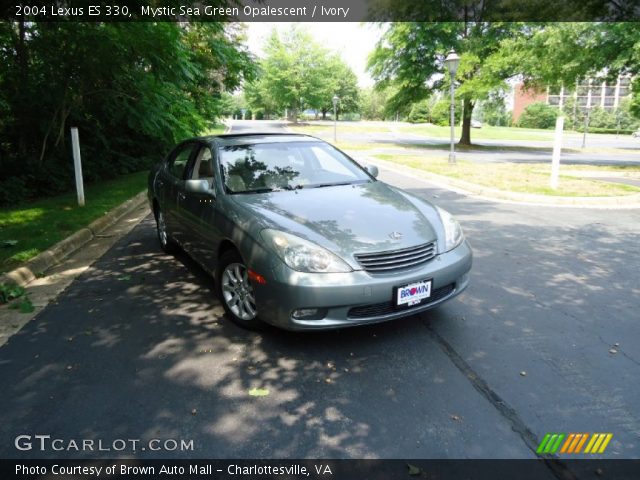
xmin=512 ymin=76 xmax=633 ymax=122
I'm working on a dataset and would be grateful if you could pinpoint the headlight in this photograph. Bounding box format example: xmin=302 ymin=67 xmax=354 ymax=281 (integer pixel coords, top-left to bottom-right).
xmin=436 ymin=206 xmax=464 ymax=252
xmin=261 ymin=229 xmax=352 ymax=273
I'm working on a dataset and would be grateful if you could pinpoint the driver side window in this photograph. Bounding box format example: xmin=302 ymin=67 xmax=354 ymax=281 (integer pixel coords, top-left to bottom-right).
xmin=168 ymin=144 xmax=194 ymax=180
xmin=190 ymin=147 xmax=215 ymax=187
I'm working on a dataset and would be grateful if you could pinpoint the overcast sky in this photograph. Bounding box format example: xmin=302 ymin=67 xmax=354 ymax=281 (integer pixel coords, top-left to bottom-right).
xmin=243 ymin=23 xmax=384 ymax=87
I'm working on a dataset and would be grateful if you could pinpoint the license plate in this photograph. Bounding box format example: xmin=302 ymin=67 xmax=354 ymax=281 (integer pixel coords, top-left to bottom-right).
xmin=395 ymin=279 xmax=432 ymax=307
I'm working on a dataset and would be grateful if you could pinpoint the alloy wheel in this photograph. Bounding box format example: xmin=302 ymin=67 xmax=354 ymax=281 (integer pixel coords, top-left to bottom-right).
xmin=221 ymin=262 xmax=257 ymax=321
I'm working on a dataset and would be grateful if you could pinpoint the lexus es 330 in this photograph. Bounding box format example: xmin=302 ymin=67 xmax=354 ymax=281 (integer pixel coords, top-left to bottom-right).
xmin=147 ymin=133 xmax=472 ymax=330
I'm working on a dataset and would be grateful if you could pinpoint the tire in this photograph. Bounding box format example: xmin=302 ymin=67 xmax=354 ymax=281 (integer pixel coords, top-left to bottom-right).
xmin=216 ymin=250 xmax=264 ymax=330
xmin=154 ymin=205 xmax=178 ymax=254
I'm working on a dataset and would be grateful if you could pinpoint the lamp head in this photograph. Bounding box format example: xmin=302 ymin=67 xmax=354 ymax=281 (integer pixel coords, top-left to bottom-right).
xmin=444 ymin=50 xmax=460 ymax=76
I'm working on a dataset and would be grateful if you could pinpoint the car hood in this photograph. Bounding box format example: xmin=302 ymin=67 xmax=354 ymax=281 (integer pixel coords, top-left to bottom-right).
xmin=230 ymin=181 xmax=440 ymax=262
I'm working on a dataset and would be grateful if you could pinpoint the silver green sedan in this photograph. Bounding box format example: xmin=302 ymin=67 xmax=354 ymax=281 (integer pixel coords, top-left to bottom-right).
xmin=147 ymin=133 xmax=472 ymax=330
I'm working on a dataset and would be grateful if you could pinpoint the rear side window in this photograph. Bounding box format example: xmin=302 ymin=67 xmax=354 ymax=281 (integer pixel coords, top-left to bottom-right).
xmin=168 ymin=144 xmax=194 ymax=179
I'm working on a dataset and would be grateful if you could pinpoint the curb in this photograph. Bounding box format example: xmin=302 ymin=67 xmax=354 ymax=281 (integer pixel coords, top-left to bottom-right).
xmin=0 ymin=191 xmax=148 ymax=288
xmin=350 ymin=153 xmax=640 ymax=209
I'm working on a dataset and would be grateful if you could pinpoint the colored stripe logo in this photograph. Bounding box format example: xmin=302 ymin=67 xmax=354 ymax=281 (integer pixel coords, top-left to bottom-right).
xmin=537 ymin=433 xmax=613 ymax=455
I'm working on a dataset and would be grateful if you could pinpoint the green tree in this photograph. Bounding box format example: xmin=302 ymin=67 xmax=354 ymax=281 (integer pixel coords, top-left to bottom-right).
xmin=0 ymin=21 xmax=255 ymax=204
xmin=616 ymin=99 xmax=640 ymax=130
xmin=245 ymin=75 xmax=281 ymax=120
xmin=318 ymin=55 xmax=360 ymax=120
xmin=360 ymin=85 xmax=411 ymax=121
xmin=476 ymin=90 xmax=510 ymax=126
xmin=244 ymin=26 xmax=359 ymax=123
xmin=360 ymin=87 xmax=390 ymax=120
xmin=246 ymin=26 xmax=336 ymax=123
xmin=368 ymin=22 xmax=524 ymax=145
xmin=507 ymin=23 xmax=639 ymax=87
xmin=407 ymin=99 xmax=432 ymax=123
xmin=430 ymin=97 xmax=461 ymax=126
xmin=505 ymin=23 xmax=640 ymax=121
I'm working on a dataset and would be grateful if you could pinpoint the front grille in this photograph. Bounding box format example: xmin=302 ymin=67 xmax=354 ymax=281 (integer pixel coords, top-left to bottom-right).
xmin=355 ymin=242 xmax=437 ymax=273
xmin=347 ymin=283 xmax=455 ymax=319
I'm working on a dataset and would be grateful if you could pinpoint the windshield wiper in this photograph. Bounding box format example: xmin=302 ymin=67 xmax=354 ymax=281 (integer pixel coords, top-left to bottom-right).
xmin=307 ymin=181 xmax=357 ymax=189
xmin=234 ymin=187 xmax=281 ymax=194
xmin=284 ymin=184 xmax=306 ymax=190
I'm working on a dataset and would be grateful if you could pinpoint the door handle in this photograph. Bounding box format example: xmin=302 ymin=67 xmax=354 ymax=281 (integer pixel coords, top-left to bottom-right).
xmin=178 ymin=192 xmax=186 ymax=201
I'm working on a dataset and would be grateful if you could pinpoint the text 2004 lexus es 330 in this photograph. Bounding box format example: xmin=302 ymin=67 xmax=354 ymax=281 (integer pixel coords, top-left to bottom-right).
xmin=148 ymin=133 xmax=472 ymax=330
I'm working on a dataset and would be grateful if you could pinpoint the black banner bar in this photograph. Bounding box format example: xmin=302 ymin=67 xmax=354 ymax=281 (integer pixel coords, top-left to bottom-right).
xmin=2 ymin=0 xmax=640 ymax=22
xmin=3 ymin=459 xmax=640 ymax=480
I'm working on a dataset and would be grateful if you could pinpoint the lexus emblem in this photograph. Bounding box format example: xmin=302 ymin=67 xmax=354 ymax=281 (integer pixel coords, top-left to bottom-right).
xmin=389 ymin=231 xmax=403 ymax=241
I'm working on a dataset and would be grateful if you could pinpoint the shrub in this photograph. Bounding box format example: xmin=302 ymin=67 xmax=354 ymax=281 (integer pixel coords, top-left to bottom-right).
xmin=587 ymin=127 xmax=635 ymax=135
xmin=517 ymin=102 xmax=559 ymax=129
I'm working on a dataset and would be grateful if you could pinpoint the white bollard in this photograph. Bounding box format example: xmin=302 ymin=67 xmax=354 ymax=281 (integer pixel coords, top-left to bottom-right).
xmin=71 ymin=127 xmax=85 ymax=206
xmin=550 ymin=116 xmax=564 ymax=190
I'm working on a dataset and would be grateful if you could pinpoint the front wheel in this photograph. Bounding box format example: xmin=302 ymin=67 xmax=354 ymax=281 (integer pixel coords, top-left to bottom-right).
xmin=216 ymin=250 xmax=264 ymax=330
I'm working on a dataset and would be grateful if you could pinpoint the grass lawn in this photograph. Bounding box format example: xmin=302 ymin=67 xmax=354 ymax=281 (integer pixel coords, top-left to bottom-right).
xmin=0 ymin=171 xmax=148 ymax=274
xmin=291 ymin=123 xmax=394 ymax=135
xmin=287 ymin=121 xmax=393 ymax=136
xmin=371 ymin=154 xmax=640 ymax=197
xmin=399 ymin=124 xmax=560 ymax=141
xmin=335 ymin=141 xmax=395 ymax=151
xmin=291 ymin=122 xmax=562 ymax=140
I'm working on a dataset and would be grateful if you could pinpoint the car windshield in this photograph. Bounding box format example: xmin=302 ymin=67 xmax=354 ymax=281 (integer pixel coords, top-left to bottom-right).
xmin=218 ymin=141 xmax=372 ymax=194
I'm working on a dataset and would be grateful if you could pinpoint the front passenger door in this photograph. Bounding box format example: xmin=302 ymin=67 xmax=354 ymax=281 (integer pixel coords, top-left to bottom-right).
xmin=161 ymin=142 xmax=197 ymax=245
xmin=179 ymin=144 xmax=219 ymax=270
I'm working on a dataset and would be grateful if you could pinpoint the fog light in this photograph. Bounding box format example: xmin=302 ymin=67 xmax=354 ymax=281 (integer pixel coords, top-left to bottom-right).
xmin=292 ymin=308 xmax=327 ymax=320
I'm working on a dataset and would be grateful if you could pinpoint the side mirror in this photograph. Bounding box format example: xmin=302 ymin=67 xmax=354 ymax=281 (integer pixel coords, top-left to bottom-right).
xmin=185 ymin=179 xmax=214 ymax=195
xmin=365 ymin=165 xmax=379 ymax=178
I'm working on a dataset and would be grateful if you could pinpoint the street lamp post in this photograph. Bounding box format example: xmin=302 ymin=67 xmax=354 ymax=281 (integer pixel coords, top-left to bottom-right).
xmin=444 ymin=50 xmax=460 ymax=165
xmin=332 ymin=95 xmax=340 ymax=142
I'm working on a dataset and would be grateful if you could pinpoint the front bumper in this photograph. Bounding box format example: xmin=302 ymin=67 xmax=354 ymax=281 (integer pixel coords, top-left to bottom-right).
xmin=252 ymin=240 xmax=472 ymax=331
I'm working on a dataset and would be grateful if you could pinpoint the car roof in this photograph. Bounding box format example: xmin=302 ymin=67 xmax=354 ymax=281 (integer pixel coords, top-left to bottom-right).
xmin=200 ymin=132 xmax=323 ymax=147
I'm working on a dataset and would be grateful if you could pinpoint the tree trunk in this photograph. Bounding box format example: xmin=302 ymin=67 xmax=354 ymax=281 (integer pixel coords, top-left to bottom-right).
xmin=321 ymin=109 xmax=327 ymax=120
xmin=38 ymin=106 xmax=61 ymax=167
xmin=459 ymin=98 xmax=474 ymax=146
xmin=16 ymin=19 xmax=27 ymax=157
